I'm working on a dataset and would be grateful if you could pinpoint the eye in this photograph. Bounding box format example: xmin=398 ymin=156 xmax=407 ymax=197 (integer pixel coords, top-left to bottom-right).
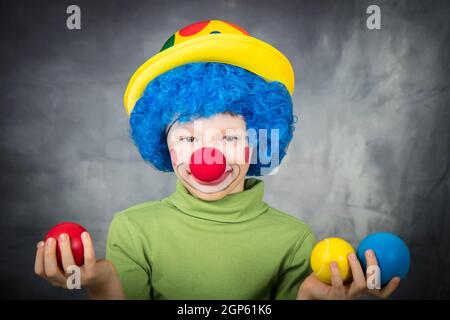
xmin=179 ymin=136 xmax=197 ymax=143
xmin=223 ymin=135 xmax=239 ymax=142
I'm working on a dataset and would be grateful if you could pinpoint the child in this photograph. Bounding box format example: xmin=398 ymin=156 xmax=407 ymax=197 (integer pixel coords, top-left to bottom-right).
xmin=34 ymin=20 xmax=400 ymax=300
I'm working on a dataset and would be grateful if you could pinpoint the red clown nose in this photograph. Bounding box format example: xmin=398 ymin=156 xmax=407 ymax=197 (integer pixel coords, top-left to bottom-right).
xmin=189 ymin=147 xmax=226 ymax=183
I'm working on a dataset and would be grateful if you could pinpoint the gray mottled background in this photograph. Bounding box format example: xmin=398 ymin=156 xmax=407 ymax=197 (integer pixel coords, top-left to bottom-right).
xmin=0 ymin=0 xmax=448 ymax=299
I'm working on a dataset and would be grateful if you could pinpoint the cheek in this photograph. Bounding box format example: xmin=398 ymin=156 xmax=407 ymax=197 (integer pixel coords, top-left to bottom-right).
xmin=224 ymin=145 xmax=250 ymax=164
xmin=169 ymin=145 xmax=193 ymax=165
xmin=169 ymin=148 xmax=177 ymax=166
xmin=245 ymin=146 xmax=250 ymax=163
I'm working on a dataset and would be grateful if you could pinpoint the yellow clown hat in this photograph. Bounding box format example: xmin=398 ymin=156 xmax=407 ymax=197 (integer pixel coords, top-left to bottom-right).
xmin=123 ymin=20 xmax=295 ymax=116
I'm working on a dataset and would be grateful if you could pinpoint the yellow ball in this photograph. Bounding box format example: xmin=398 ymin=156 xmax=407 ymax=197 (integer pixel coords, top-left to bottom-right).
xmin=310 ymin=237 xmax=355 ymax=284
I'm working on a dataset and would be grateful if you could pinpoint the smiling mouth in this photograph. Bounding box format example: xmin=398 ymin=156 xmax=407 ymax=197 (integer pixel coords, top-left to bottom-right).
xmin=177 ymin=164 xmax=241 ymax=194
xmin=187 ymin=167 xmax=233 ymax=186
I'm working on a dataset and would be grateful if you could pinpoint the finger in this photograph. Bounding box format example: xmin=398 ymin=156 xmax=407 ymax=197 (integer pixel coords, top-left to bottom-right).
xmin=329 ymin=261 xmax=346 ymax=299
xmin=365 ymin=249 xmax=378 ymax=268
xmin=347 ymin=252 xmax=366 ymax=298
xmin=330 ymin=261 xmax=344 ymax=289
xmin=34 ymin=241 xmax=45 ymax=277
xmin=58 ymin=233 xmax=76 ymax=273
xmin=81 ymin=232 xmax=96 ymax=268
xmin=379 ymin=277 xmax=401 ymax=299
xmin=365 ymin=249 xmax=382 ymax=294
xmin=44 ymin=237 xmax=67 ymax=286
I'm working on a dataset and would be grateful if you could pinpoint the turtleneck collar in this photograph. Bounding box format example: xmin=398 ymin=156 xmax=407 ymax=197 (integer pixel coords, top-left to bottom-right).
xmin=165 ymin=178 xmax=269 ymax=223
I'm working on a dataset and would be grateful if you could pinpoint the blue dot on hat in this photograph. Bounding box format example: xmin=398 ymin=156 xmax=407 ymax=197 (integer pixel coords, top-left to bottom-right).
xmin=210 ymin=31 xmax=221 ymax=34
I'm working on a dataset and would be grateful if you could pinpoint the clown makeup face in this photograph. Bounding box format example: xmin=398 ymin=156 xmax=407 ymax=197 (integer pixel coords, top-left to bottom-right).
xmin=166 ymin=112 xmax=252 ymax=201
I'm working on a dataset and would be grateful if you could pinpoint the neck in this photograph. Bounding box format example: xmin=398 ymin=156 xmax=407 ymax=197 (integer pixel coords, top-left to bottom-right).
xmin=168 ymin=178 xmax=268 ymax=223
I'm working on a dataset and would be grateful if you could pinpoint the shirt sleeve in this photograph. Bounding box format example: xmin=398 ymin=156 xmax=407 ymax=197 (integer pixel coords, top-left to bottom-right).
xmin=105 ymin=212 xmax=152 ymax=300
xmin=271 ymin=229 xmax=316 ymax=300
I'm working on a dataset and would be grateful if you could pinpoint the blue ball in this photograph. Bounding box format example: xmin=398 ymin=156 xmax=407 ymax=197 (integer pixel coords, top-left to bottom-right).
xmin=357 ymin=232 xmax=410 ymax=286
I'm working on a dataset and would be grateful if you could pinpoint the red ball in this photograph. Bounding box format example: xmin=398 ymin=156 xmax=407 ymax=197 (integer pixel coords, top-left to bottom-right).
xmin=189 ymin=147 xmax=226 ymax=182
xmin=44 ymin=222 xmax=87 ymax=268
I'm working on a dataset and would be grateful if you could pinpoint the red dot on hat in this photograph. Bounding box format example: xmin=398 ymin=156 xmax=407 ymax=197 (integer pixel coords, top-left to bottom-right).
xmin=179 ymin=20 xmax=210 ymax=37
xmin=223 ymin=21 xmax=250 ymax=35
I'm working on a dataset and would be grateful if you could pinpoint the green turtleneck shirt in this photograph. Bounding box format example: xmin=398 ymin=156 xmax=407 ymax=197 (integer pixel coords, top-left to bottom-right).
xmin=106 ymin=178 xmax=316 ymax=300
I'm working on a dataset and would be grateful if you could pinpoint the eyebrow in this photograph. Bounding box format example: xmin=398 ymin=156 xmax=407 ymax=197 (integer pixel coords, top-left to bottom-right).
xmin=172 ymin=129 xmax=246 ymax=139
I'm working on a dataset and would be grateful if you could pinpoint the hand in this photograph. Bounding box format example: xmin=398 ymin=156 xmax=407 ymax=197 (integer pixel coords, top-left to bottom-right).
xmin=34 ymin=232 xmax=124 ymax=299
xmin=297 ymin=250 xmax=400 ymax=300
xmin=363 ymin=249 xmax=401 ymax=299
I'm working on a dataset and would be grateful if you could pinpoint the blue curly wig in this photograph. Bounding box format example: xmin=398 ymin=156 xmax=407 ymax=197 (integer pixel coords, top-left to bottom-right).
xmin=129 ymin=62 xmax=296 ymax=176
